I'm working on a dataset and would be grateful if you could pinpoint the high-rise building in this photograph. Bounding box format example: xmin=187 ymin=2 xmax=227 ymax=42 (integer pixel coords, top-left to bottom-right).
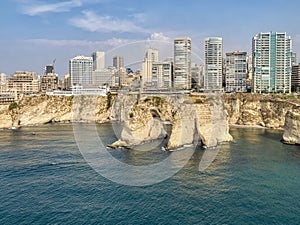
xmin=174 ymin=37 xmax=191 ymax=89
xmin=69 ymin=56 xmax=93 ymax=87
xmin=225 ymin=51 xmax=247 ymax=92
xmin=246 ymin=55 xmax=253 ymax=90
xmin=292 ymin=64 xmax=300 ymax=92
xmin=113 ymin=56 xmax=126 ymax=87
xmin=113 ymin=56 xmax=124 ymax=69
xmin=252 ymin=32 xmax=292 ymax=93
xmin=292 ymin=52 xmax=297 ymax=66
xmin=204 ymin=37 xmax=223 ymax=91
xmin=92 ymin=51 xmax=105 ymax=71
xmin=141 ymin=48 xmax=159 ymax=87
xmin=151 ymin=61 xmax=173 ymax=89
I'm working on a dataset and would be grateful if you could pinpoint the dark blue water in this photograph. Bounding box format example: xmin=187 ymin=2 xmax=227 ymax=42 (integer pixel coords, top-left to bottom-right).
xmin=0 ymin=124 xmax=300 ymax=224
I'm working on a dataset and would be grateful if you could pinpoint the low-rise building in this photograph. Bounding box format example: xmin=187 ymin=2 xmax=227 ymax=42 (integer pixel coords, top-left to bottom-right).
xmin=8 ymin=71 xmax=40 ymax=96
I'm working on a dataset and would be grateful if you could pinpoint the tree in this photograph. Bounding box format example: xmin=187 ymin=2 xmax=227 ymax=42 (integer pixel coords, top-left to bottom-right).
xmin=8 ymin=102 xmax=20 ymax=127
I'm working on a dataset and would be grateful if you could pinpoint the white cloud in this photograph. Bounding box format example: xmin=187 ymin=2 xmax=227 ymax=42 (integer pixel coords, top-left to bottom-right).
xmin=21 ymin=38 xmax=131 ymax=48
xmin=149 ymin=32 xmax=171 ymax=42
xmin=21 ymin=0 xmax=82 ymax=16
xmin=130 ymin=13 xmax=146 ymax=23
xmin=69 ymin=10 xmax=148 ymax=33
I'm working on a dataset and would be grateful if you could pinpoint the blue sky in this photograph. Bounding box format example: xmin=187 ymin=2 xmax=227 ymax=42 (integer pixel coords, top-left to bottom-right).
xmin=1 ymin=0 xmax=300 ymax=76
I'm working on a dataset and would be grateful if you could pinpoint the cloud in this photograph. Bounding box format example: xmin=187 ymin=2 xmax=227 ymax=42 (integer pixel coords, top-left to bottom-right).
xmin=129 ymin=13 xmax=146 ymax=23
xmin=21 ymin=38 xmax=131 ymax=48
xmin=69 ymin=10 xmax=148 ymax=33
xmin=149 ymin=32 xmax=171 ymax=42
xmin=21 ymin=0 xmax=82 ymax=16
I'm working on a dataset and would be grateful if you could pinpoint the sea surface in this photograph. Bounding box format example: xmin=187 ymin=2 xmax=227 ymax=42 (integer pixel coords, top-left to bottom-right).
xmin=0 ymin=123 xmax=300 ymax=224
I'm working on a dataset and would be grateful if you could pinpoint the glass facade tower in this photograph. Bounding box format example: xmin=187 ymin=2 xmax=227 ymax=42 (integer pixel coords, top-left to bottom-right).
xmin=252 ymin=32 xmax=292 ymax=93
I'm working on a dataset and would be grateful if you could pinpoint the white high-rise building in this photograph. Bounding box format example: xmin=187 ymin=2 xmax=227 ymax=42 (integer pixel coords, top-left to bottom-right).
xmin=69 ymin=56 xmax=93 ymax=87
xmin=252 ymin=32 xmax=292 ymax=93
xmin=141 ymin=48 xmax=159 ymax=87
xmin=174 ymin=37 xmax=191 ymax=89
xmin=204 ymin=37 xmax=223 ymax=91
xmin=92 ymin=51 xmax=105 ymax=71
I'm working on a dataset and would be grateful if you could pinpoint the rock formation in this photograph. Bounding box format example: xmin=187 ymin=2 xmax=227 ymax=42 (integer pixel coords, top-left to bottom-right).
xmin=282 ymin=108 xmax=300 ymax=145
xmin=165 ymin=95 xmax=233 ymax=149
xmin=108 ymin=94 xmax=168 ymax=147
xmin=109 ymin=94 xmax=233 ymax=149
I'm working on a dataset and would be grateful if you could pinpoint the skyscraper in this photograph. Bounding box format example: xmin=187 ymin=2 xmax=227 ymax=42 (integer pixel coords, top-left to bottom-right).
xmin=113 ymin=56 xmax=124 ymax=69
xmin=141 ymin=48 xmax=159 ymax=87
xmin=204 ymin=37 xmax=223 ymax=91
xmin=252 ymin=32 xmax=292 ymax=93
xmin=69 ymin=56 xmax=93 ymax=87
xmin=174 ymin=37 xmax=191 ymax=89
xmin=92 ymin=51 xmax=105 ymax=71
xmin=225 ymin=51 xmax=247 ymax=92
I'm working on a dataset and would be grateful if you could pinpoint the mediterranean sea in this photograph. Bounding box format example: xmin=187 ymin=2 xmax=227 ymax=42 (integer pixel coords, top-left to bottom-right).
xmin=0 ymin=123 xmax=300 ymax=224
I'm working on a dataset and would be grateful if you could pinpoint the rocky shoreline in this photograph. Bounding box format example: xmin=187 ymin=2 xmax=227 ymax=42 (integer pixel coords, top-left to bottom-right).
xmin=0 ymin=93 xmax=299 ymax=148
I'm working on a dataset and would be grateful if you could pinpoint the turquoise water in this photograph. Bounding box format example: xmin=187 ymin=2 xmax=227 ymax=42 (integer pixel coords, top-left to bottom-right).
xmin=0 ymin=124 xmax=300 ymax=224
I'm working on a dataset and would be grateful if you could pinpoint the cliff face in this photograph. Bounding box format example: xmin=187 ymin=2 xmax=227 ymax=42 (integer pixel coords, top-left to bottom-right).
xmin=225 ymin=94 xmax=299 ymax=128
xmin=0 ymin=95 xmax=112 ymax=129
xmin=1 ymin=93 xmax=299 ymax=147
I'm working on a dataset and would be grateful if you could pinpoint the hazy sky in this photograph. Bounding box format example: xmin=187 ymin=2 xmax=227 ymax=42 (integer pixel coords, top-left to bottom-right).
xmin=1 ymin=0 xmax=300 ymax=76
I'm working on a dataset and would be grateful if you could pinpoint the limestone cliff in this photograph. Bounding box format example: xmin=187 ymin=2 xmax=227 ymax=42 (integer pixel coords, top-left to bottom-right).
xmin=282 ymin=109 xmax=300 ymax=145
xmin=225 ymin=94 xmax=299 ymax=128
xmin=0 ymin=94 xmax=112 ymax=129
xmin=1 ymin=93 xmax=299 ymax=147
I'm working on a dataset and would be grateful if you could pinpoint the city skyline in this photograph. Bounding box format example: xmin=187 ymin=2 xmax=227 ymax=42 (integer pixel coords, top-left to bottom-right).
xmin=1 ymin=0 xmax=300 ymax=76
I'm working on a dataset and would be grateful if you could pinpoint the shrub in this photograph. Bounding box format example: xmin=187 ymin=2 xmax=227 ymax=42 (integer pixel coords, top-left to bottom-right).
xmin=9 ymin=102 xmax=18 ymax=111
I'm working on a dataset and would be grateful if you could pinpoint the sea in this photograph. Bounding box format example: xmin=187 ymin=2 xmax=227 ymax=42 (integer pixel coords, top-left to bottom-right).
xmin=0 ymin=123 xmax=300 ymax=225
